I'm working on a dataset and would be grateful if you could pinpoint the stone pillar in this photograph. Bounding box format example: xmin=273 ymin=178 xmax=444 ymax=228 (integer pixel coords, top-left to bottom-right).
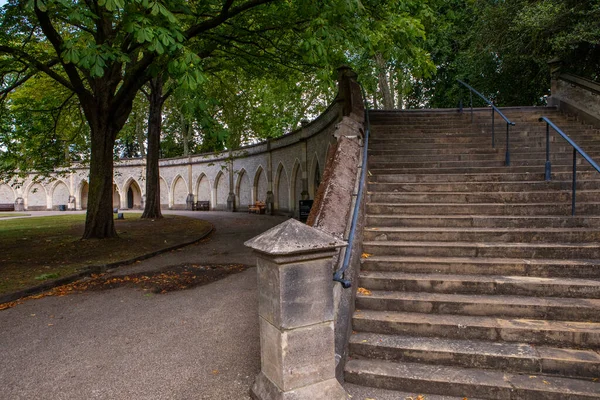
xmin=244 ymin=219 xmax=348 ymax=400
xmin=266 ymin=141 xmax=274 ymax=215
xmin=300 ymin=139 xmax=309 ymax=200
xmin=227 ymin=156 xmax=236 ymax=212
xmin=14 ymin=197 xmax=24 ymax=212
xmin=187 ymin=161 xmax=194 ymax=207
xmin=547 ymin=58 xmax=562 ymax=107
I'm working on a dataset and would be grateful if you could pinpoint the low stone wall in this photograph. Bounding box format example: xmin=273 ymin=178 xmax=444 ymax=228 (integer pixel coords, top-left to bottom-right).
xmin=549 ymin=73 xmax=600 ymax=126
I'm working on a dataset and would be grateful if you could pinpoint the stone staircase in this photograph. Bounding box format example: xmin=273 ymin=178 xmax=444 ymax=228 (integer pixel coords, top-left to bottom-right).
xmin=344 ymin=108 xmax=600 ymax=399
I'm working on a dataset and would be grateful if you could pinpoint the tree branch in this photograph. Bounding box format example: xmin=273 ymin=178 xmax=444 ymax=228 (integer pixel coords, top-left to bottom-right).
xmin=186 ymin=0 xmax=274 ymax=39
xmin=33 ymin=5 xmax=89 ymax=96
xmin=0 ymin=46 xmax=74 ymax=91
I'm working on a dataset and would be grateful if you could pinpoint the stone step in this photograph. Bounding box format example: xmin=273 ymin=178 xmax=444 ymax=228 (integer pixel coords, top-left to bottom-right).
xmin=370 ymin=170 xmax=600 ymax=183
xmin=368 ymin=164 xmax=599 ymax=176
xmin=369 ymin=131 xmax=595 ymax=140
xmin=344 ymin=359 xmax=600 ymax=399
xmin=366 ymin=202 xmax=600 ymax=216
xmin=367 ymin=180 xmax=600 ymax=193
xmin=349 ymin=332 xmax=600 ymax=378
xmin=355 ymin=290 xmax=600 ymax=322
xmin=368 ymin=134 xmax=600 ymax=144
xmin=368 ymin=190 xmax=600 ymax=204
xmin=358 ymin=271 xmax=600 ymax=298
xmin=344 ymin=382 xmax=485 ymax=400
xmin=369 ymin=139 xmax=600 ymax=154
xmin=369 ymin=151 xmax=600 ymax=163
xmin=367 ymin=202 xmax=600 ymax=215
xmin=369 ymin=157 xmax=600 ymax=169
xmin=363 ymin=227 xmax=600 ymax=243
xmin=369 ymin=145 xmax=600 ymax=157
xmin=365 ymin=214 xmax=600 ymax=228
xmin=363 ymin=240 xmax=600 ymax=259
xmin=352 ymin=310 xmax=600 ymax=348
xmin=360 ymin=256 xmax=600 ymax=279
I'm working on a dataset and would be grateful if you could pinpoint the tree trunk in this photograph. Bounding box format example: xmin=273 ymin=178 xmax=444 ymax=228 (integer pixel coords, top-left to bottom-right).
xmin=142 ymin=76 xmax=165 ymax=219
xmin=375 ymin=53 xmax=394 ymax=110
xmin=181 ymin=112 xmax=191 ymax=157
xmin=135 ymin=110 xmax=146 ymax=158
xmin=396 ymin=68 xmax=405 ymax=110
xmin=83 ymin=117 xmax=118 ymax=239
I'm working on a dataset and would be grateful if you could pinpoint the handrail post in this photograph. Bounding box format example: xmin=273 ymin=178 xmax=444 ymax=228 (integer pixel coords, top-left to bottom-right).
xmin=545 ymin=122 xmax=552 ymax=181
xmin=505 ymin=122 xmax=511 ymax=166
xmin=572 ymin=148 xmax=577 ymax=216
xmin=491 ymin=108 xmax=495 ymax=148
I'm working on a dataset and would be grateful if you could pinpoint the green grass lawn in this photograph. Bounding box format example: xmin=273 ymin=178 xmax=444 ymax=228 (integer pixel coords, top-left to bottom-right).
xmin=0 ymin=214 xmax=212 ymax=295
xmin=0 ymin=213 xmax=29 ymax=218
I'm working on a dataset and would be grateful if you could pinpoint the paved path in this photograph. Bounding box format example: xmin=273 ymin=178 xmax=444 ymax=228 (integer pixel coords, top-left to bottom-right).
xmin=0 ymin=211 xmax=288 ymax=400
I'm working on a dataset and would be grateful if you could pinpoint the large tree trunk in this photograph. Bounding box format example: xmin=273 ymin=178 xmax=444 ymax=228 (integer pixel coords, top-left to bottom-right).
xmin=181 ymin=112 xmax=191 ymax=157
xmin=142 ymin=76 xmax=165 ymax=219
xmin=135 ymin=110 xmax=146 ymax=158
xmin=375 ymin=53 xmax=394 ymax=110
xmin=83 ymin=117 xmax=118 ymax=239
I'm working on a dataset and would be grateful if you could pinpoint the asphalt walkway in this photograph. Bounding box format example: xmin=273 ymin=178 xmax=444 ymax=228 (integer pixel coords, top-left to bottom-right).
xmin=0 ymin=211 xmax=288 ymax=400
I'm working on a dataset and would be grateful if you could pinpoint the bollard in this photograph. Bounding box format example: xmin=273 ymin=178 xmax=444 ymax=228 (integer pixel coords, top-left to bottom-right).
xmin=245 ymin=219 xmax=348 ymax=400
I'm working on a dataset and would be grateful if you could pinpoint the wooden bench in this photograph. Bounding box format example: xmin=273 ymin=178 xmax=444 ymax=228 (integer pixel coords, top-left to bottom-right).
xmin=0 ymin=203 xmax=15 ymax=212
xmin=196 ymin=201 xmax=210 ymax=211
xmin=248 ymin=201 xmax=266 ymax=214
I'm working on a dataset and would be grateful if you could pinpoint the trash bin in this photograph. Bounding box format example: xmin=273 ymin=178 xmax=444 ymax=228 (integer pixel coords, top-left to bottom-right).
xmin=58 ymin=204 xmax=66 ymax=211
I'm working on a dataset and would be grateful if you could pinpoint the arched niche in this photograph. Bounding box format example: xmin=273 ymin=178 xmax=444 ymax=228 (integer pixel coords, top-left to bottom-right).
xmin=275 ymin=163 xmax=289 ymax=212
xmin=235 ymin=169 xmax=251 ymax=210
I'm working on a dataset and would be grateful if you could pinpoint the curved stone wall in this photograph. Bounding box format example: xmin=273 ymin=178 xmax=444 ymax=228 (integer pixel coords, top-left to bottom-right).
xmin=2 ymin=92 xmax=343 ymax=215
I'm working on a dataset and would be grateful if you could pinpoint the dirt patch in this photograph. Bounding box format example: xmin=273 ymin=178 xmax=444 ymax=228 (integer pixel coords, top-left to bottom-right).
xmin=0 ymin=263 xmax=250 ymax=310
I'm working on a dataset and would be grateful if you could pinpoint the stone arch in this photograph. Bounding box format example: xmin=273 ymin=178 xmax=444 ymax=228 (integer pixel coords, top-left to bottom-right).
xmin=196 ymin=173 xmax=211 ymax=202
xmin=171 ymin=175 xmax=188 ymax=210
xmin=112 ymin=184 xmax=121 ymax=208
xmin=159 ymin=176 xmax=169 ymax=208
xmin=26 ymin=182 xmax=48 ymax=210
xmin=235 ymin=168 xmax=251 ymax=210
xmin=308 ymin=152 xmax=321 ymax=199
xmin=214 ymin=170 xmax=228 ymax=210
xmin=78 ymin=180 xmax=89 ymax=210
xmin=51 ymin=180 xmax=70 ymax=209
xmin=123 ymin=178 xmax=143 ymax=209
xmin=0 ymin=183 xmax=16 ymax=204
xmin=291 ymin=159 xmax=303 ymax=215
xmin=253 ymin=165 xmax=268 ymax=203
xmin=275 ymin=163 xmax=289 ymax=212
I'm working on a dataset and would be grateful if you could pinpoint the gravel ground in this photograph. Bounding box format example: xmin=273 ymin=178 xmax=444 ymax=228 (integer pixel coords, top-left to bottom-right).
xmin=0 ymin=211 xmax=288 ymax=400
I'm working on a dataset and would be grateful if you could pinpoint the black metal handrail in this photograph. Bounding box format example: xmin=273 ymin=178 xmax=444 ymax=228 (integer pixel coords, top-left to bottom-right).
xmin=457 ymin=79 xmax=516 ymax=166
xmin=333 ymin=83 xmax=370 ymax=288
xmin=539 ymin=116 xmax=600 ymax=215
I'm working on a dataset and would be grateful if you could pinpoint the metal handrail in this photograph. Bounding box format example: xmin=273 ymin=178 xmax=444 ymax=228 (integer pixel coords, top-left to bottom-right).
xmin=539 ymin=116 xmax=600 ymax=216
xmin=333 ymin=83 xmax=370 ymax=288
xmin=457 ymin=79 xmax=516 ymax=166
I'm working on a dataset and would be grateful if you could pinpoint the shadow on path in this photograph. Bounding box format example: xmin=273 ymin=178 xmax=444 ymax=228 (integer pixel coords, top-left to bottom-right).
xmin=0 ymin=211 xmax=288 ymax=400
